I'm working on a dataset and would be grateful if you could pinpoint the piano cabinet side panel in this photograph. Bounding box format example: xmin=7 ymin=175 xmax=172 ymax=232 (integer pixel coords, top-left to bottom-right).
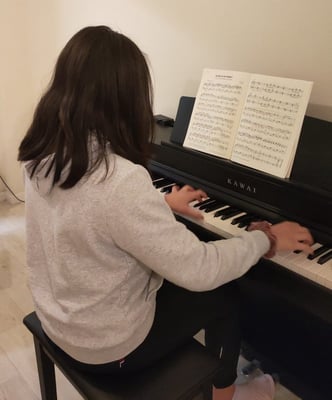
xmin=177 ymin=218 xmax=332 ymax=398
xmin=173 ymin=206 xmax=332 ymax=398
xmin=238 ymin=261 xmax=332 ymax=399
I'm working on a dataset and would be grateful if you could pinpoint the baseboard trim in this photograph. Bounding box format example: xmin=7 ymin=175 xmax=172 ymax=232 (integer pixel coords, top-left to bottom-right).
xmin=0 ymin=191 xmax=6 ymax=202
xmin=0 ymin=190 xmax=25 ymax=204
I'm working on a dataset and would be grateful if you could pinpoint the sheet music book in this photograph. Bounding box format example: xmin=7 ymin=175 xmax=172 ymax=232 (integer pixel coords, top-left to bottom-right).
xmin=183 ymin=69 xmax=313 ymax=178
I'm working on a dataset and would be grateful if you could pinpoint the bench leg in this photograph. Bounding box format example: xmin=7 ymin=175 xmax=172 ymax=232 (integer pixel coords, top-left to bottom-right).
xmin=33 ymin=337 xmax=57 ymax=400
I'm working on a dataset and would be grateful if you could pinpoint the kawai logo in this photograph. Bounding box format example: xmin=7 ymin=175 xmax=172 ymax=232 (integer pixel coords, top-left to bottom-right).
xmin=226 ymin=178 xmax=257 ymax=194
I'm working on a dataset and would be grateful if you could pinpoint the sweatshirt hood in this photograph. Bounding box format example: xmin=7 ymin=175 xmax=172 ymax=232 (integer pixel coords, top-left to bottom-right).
xmin=24 ymin=137 xmax=113 ymax=197
xmin=24 ymin=154 xmax=65 ymax=197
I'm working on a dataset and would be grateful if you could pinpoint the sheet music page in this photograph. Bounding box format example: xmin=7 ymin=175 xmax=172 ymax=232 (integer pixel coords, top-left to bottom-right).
xmin=183 ymin=69 xmax=250 ymax=158
xmin=231 ymin=74 xmax=313 ymax=178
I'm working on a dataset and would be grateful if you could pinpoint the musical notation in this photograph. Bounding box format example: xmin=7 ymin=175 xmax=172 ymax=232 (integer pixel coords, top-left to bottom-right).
xmin=184 ymin=69 xmax=248 ymax=158
xmin=183 ymin=69 xmax=313 ymax=178
xmin=246 ymin=93 xmax=300 ymax=113
xmin=232 ymin=142 xmax=284 ymax=169
xmin=249 ymin=80 xmax=304 ymax=99
xmin=231 ymin=74 xmax=312 ymax=176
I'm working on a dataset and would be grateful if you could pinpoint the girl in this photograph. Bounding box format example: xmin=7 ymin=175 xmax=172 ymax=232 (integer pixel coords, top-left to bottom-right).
xmin=18 ymin=26 xmax=313 ymax=400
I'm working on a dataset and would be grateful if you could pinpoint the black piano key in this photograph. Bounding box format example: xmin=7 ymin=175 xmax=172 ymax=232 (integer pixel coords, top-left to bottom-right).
xmin=152 ymin=177 xmax=164 ymax=185
xmin=194 ymin=198 xmax=215 ymax=208
xmin=199 ymin=200 xmax=218 ymax=210
xmin=154 ymin=178 xmax=174 ymax=188
xmin=231 ymin=213 xmax=249 ymax=225
xmin=199 ymin=200 xmax=220 ymax=211
xmin=239 ymin=215 xmax=260 ymax=228
xmin=317 ymin=250 xmax=332 ymax=265
xmin=294 ymin=241 xmax=317 ymax=254
xmin=231 ymin=214 xmax=258 ymax=226
xmin=160 ymin=184 xmax=176 ymax=193
xmin=204 ymin=201 xmax=228 ymax=213
xmin=221 ymin=209 xmax=242 ymax=220
xmin=214 ymin=207 xmax=229 ymax=217
xmin=152 ymin=174 xmax=165 ymax=180
xmin=214 ymin=206 xmax=241 ymax=220
xmin=307 ymin=245 xmax=330 ymax=260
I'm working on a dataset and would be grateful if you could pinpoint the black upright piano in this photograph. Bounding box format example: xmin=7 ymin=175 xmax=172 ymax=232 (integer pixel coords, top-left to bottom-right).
xmin=150 ymin=97 xmax=332 ymax=400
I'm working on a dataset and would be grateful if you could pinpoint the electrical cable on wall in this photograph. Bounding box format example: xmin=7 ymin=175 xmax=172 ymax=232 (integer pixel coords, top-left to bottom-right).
xmin=0 ymin=175 xmax=25 ymax=203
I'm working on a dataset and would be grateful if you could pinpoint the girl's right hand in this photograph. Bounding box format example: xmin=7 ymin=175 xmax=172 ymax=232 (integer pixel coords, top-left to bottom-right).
xmin=270 ymin=221 xmax=314 ymax=254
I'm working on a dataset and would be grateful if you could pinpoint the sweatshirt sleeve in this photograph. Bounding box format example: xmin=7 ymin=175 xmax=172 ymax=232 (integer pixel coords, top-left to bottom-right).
xmin=107 ymin=164 xmax=270 ymax=291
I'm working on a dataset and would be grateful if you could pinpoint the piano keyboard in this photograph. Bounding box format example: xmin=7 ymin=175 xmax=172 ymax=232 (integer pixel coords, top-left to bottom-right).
xmin=154 ymin=177 xmax=332 ymax=291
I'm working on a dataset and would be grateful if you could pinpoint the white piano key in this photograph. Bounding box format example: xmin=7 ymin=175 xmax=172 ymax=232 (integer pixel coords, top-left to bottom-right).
xmin=274 ymin=250 xmax=320 ymax=283
xmin=315 ymin=260 xmax=332 ymax=290
xmin=203 ymin=208 xmax=247 ymax=237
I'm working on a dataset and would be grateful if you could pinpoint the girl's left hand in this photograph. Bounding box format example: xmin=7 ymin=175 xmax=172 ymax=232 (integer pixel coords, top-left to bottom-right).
xmin=165 ymin=185 xmax=207 ymax=220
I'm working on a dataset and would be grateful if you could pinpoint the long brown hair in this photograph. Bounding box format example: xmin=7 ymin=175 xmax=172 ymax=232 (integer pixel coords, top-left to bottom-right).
xmin=18 ymin=26 xmax=154 ymax=189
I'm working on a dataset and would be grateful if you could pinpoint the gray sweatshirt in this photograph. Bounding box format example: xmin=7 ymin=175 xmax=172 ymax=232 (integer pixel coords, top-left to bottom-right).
xmin=24 ymin=151 xmax=270 ymax=364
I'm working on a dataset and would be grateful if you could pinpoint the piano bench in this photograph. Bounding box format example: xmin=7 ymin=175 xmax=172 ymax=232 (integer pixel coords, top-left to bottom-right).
xmin=23 ymin=311 xmax=220 ymax=400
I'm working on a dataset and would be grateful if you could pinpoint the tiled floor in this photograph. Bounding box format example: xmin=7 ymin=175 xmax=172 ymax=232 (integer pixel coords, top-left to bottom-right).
xmin=0 ymin=200 xmax=300 ymax=399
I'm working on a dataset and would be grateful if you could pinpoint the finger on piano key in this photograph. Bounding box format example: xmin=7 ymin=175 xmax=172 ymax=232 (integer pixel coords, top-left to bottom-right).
xmin=293 ymin=249 xmax=303 ymax=254
xmin=283 ymin=242 xmax=322 ymax=263
xmin=275 ymin=242 xmax=332 ymax=285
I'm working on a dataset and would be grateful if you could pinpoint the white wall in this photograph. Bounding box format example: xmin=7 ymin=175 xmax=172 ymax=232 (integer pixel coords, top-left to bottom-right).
xmin=1 ymin=0 xmax=332 ymax=194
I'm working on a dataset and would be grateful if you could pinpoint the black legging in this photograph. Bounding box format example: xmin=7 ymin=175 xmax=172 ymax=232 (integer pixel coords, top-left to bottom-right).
xmin=53 ymin=280 xmax=242 ymax=388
